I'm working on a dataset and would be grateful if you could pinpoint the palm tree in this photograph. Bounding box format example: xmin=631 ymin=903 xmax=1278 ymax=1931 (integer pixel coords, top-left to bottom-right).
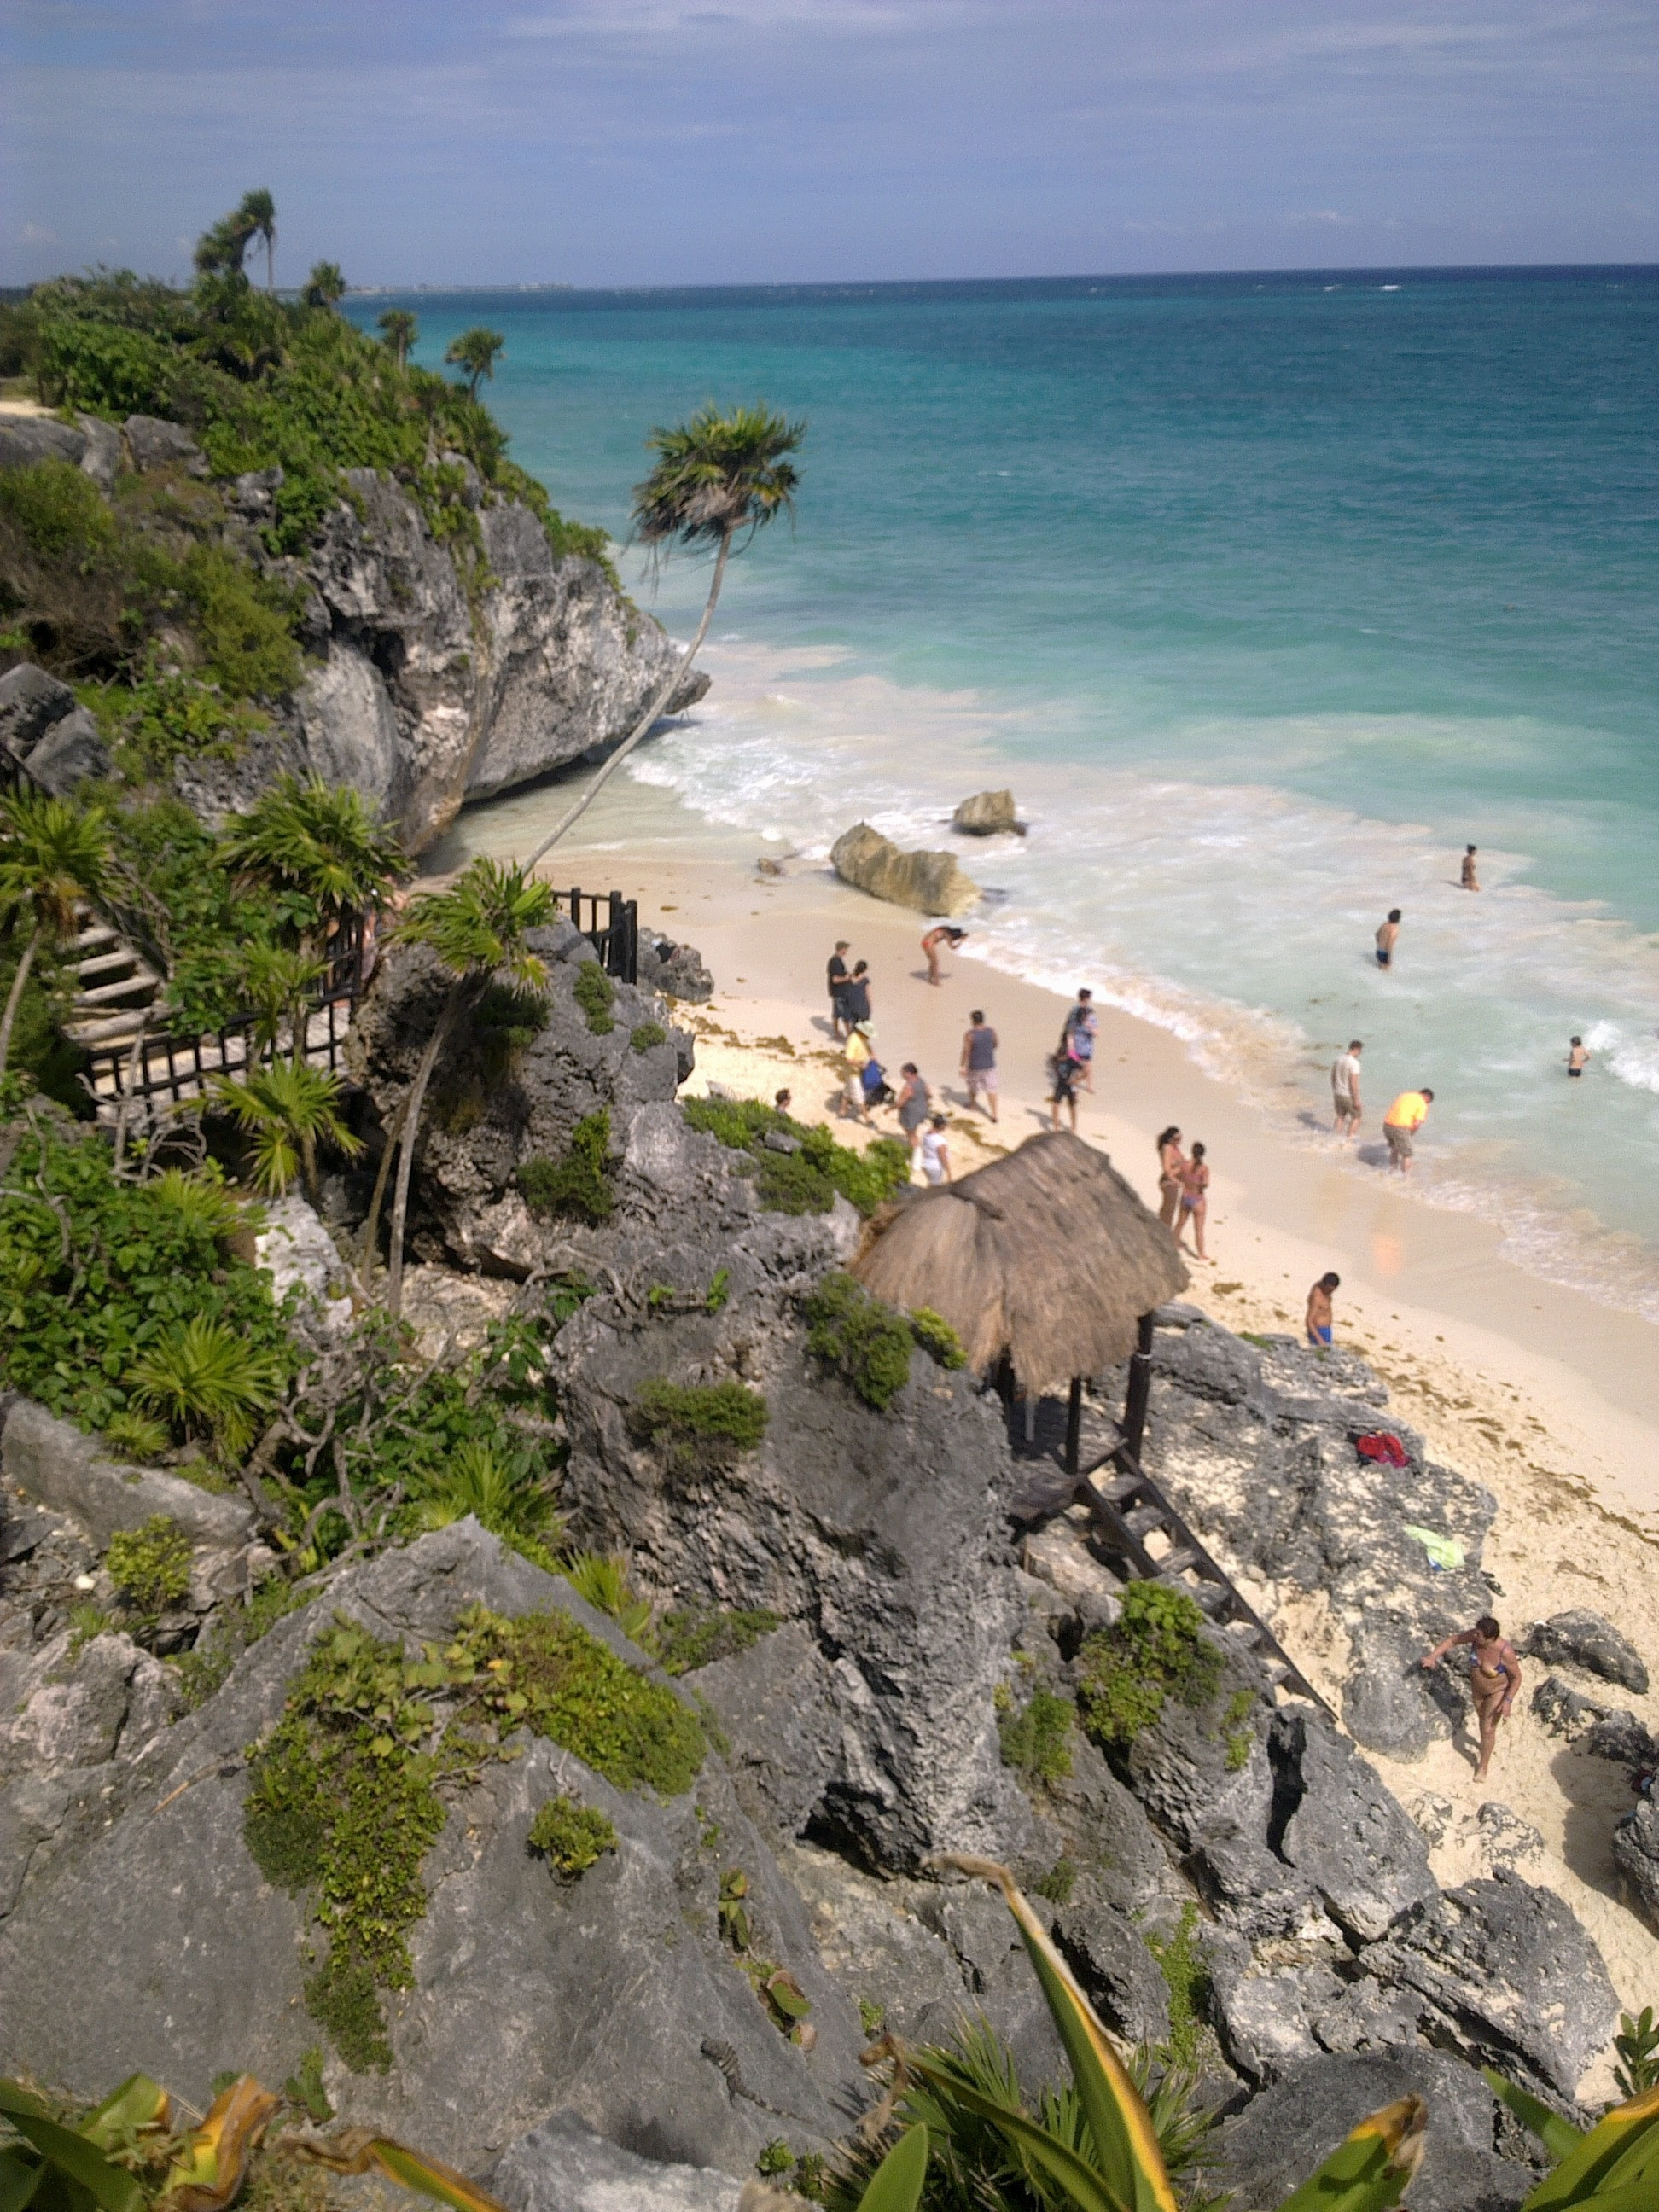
xmin=444 ymin=327 xmax=504 ymax=400
xmin=522 ymin=403 xmax=804 ymax=870
xmin=240 ymin=945 xmax=325 ymax=1066
xmin=303 ymin=261 xmax=347 ymax=311
xmin=219 ymin=776 xmax=406 ymax=966
xmin=378 ymin=308 xmax=419 ymax=369
xmin=0 ymin=791 xmax=111 ymax=1080
xmin=212 ymin=1059 xmax=362 ymax=1205
xmin=374 ymin=858 xmax=553 ymax=1318
xmin=194 ymin=207 xmax=256 ymax=277
xmin=238 ymin=189 xmax=277 ymax=292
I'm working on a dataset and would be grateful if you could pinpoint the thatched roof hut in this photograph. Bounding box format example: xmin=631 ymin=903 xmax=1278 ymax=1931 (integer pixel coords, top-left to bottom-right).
xmin=851 ymin=1131 xmax=1188 ymax=1392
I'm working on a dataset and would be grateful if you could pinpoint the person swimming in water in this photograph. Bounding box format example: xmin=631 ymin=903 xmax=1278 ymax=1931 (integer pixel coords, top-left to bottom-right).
xmin=1421 ymin=1615 xmax=1522 ymax=1782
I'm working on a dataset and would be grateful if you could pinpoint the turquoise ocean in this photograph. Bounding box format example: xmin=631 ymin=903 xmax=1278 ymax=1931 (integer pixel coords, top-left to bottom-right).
xmin=348 ymin=272 xmax=1659 ymax=1319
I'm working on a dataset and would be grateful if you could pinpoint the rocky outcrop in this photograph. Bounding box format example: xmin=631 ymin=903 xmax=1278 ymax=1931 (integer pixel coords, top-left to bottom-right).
xmin=1612 ymin=1798 xmax=1659 ymax=1930
xmin=0 ymin=661 xmax=110 ymax=794
xmin=951 ymin=789 xmax=1020 ymax=835
xmin=1523 ymin=1609 xmax=1649 ymax=1695
xmin=3 ymin=1399 xmax=254 ymax=1551
xmin=493 ymin=2114 xmax=742 ymax=2212
xmin=830 ymin=823 xmax=980 ymax=918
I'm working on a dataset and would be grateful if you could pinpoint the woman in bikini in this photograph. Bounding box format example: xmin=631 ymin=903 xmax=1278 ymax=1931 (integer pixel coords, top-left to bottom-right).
xmin=1175 ymin=1140 xmax=1210 ymax=1261
xmin=1421 ymin=1615 xmax=1522 ymax=1782
xmin=1155 ymin=1127 xmax=1186 ymax=1230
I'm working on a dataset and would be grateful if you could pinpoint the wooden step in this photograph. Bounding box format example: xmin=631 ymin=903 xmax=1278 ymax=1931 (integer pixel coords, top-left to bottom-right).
xmin=73 ymin=972 xmax=160 ymax=1007
xmin=1156 ymin=1547 xmax=1200 ymax=1578
xmin=70 ymin=925 xmax=120 ymax=952
xmin=1095 ymin=1470 xmax=1142 ymax=1505
xmin=73 ymin=949 xmax=145 ymax=981
xmin=1123 ymin=1504 xmax=1168 ymax=1540
xmin=65 ymin=1010 xmax=152 ymax=1045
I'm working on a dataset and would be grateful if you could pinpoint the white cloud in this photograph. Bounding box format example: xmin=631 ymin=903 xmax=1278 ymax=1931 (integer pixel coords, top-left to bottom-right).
xmin=19 ymin=221 xmax=56 ymax=244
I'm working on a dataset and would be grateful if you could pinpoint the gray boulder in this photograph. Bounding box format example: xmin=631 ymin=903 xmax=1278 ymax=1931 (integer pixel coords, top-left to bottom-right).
xmin=492 ymin=2114 xmax=741 ymax=2212
xmin=0 ymin=417 xmax=87 ymax=472
xmin=1049 ymin=1877 xmax=1172 ymax=2046
xmin=951 ymin=790 xmax=1020 ymax=835
xmin=1268 ymin=1710 xmax=1437 ymax=1941
xmin=1585 ymin=1709 xmax=1659 ymax=1767
xmin=0 ymin=1522 xmax=870 ymax=2175
xmin=829 ymin=823 xmax=979 ymax=918
xmin=24 ymin=704 xmax=110 ymax=795
xmin=75 ymin=415 xmax=124 ymax=494
xmin=638 ymin=935 xmax=716 ymax=1004
xmin=123 ymin=415 xmax=208 ymax=475
xmin=1361 ymin=1872 xmax=1617 ymax=2098
xmin=1532 ymin=1674 xmax=1609 ymax=1738
xmin=1214 ymin=2050 xmax=1539 ymax=2212
xmin=0 ymin=662 xmax=76 ymax=756
xmin=1611 ymin=1799 xmax=1659 ymax=1931
xmin=1523 ymin=1610 xmax=1649 ymax=1695
xmin=2 ymin=1399 xmax=255 ymax=1550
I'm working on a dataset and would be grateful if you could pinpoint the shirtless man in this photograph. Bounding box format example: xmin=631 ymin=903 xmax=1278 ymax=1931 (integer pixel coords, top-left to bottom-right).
xmin=1422 ymin=1615 xmax=1522 ymax=1782
xmin=1568 ymin=1036 xmax=1590 ymax=1077
xmin=1306 ymin=1272 xmax=1340 ymax=1347
xmin=1376 ymin=910 xmax=1401 ymax=968
xmin=1330 ymin=1039 xmax=1364 ymax=1136
xmin=1461 ymin=846 xmax=1481 ymax=891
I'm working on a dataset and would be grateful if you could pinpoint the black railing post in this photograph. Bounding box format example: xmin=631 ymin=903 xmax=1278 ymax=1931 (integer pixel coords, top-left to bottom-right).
xmin=1122 ymin=1310 xmax=1156 ymax=1464
xmin=1065 ymin=1376 xmax=1083 ymax=1477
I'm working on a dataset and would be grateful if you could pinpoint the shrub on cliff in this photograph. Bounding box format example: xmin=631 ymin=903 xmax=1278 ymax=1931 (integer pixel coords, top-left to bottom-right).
xmin=681 ymin=1095 xmax=910 ymax=1217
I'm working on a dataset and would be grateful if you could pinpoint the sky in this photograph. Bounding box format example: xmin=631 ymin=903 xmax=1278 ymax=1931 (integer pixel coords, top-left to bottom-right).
xmin=3 ymin=2 xmax=1656 ymax=288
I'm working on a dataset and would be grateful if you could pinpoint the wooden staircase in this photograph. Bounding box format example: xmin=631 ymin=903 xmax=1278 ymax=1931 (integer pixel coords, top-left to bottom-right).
xmin=60 ymin=913 xmax=165 ymax=1058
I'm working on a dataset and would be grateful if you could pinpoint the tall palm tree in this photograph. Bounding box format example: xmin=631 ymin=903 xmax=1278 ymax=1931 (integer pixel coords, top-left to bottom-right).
xmin=212 ymin=1059 xmax=362 ymax=1205
xmin=194 ymin=207 xmax=256 ymax=277
xmin=374 ymin=858 xmax=553 ymax=1318
xmin=303 ymin=261 xmax=347 ymax=311
xmin=238 ymin=189 xmax=277 ymax=292
xmin=444 ymin=327 xmax=504 ymax=399
xmin=219 ymin=776 xmax=407 ymax=966
xmin=378 ymin=308 xmax=419 ymax=369
xmin=522 ymin=402 xmax=804 ymax=870
xmin=0 ymin=792 xmax=111 ymax=1080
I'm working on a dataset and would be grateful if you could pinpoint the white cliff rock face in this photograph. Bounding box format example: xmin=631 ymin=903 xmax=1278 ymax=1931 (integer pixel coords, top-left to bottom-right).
xmin=178 ymin=467 xmax=708 ymax=852
xmin=254 ymin=1195 xmax=354 ymax=1342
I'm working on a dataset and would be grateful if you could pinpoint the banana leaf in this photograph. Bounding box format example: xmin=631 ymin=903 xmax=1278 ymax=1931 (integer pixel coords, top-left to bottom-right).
xmin=1272 ymin=2094 xmax=1426 ymax=2212
xmin=161 ymin=2078 xmax=282 ymax=2212
xmin=78 ymin=2081 xmax=171 ymax=2157
xmin=0 ymin=2089 xmax=143 ymax=2212
xmin=856 ymin=2125 xmax=929 ymax=2212
xmin=1520 ymin=2081 xmax=1659 ymax=2209
xmin=0 ymin=2148 xmax=43 ymax=2212
xmin=1481 ymin=2071 xmax=1583 ymax=2164
xmin=935 ymin=1858 xmax=1174 ymax=2212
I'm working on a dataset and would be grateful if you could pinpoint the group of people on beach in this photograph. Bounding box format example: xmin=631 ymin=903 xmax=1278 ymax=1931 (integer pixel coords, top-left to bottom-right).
xmin=828 ymin=935 xmax=963 ymax=1185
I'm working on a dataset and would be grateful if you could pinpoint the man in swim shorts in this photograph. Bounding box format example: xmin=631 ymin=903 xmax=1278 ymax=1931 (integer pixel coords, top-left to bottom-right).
xmin=961 ymin=1010 xmax=999 ymax=1122
xmin=1376 ymin=910 xmax=1401 ymax=967
xmin=1306 ymin=1272 xmax=1339 ymax=1346
xmin=1382 ymin=1086 xmax=1433 ymax=1172
xmin=1568 ymin=1036 xmax=1589 ymax=1076
xmin=1331 ymin=1039 xmax=1364 ymax=1135
xmin=1421 ymin=1615 xmax=1522 ymax=1782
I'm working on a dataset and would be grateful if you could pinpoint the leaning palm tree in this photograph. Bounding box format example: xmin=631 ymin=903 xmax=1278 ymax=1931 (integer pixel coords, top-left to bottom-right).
xmin=194 ymin=206 xmax=256 ymax=277
xmin=220 ymin=776 xmax=406 ymax=966
xmin=378 ymin=308 xmax=419 ymax=369
xmin=522 ymin=402 xmax=803 ymax=870
xmin=0 ymin=791 xmax=111 ymax=1080
xmin=303 ymin=261 xmax=346 ymax=310
xmin=238 ymin=189 xmax=277 ymax=291
xmin=444 ymin=327 xmax=504 ymax=399
xmin=212 ymin=1059 xmax=362 ymax=1205
xmin=374 ymin=859 xmax=553 ymax=1317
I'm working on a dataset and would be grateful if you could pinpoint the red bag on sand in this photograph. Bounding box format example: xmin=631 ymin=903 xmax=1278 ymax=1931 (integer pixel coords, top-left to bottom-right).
xmin=1354 ymin=1431 xmax=1409 ymax=1467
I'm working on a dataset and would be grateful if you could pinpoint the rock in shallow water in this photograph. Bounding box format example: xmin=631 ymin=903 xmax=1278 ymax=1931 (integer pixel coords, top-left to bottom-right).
xmin=951 ymin=789 xmax=1020 ymax=835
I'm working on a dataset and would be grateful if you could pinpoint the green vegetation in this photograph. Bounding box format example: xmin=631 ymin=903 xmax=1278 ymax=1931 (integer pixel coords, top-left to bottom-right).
xmin=527 ymin=1793 xmax=618 ymax=1882
xmin=1147 ymin=1905 xmax=1209 ymax=2072
xmin=802 ymin=1273 xmax=917 ymax=1411
xmin=629 ymin=1377 xmax=770 ymax=1476
xmin=630 ymin=1019 xmax=667 ymax=1052
xmin=998 ymin=1687 xmax=1075 ymax=1787
xmin=910 ymin=1307 xmax=967 ymax=1370
xmin=1032 ymin=1856 xmax=1078 ymax=1905
xmin=518 ymin=1109 xmax=615 ymax=1224
xmin=756 ymin=2141 xmax=795 ymax=2179
xmin=655 ymin=1606 xmax=782 ymax=1677
xmin=718 ymin=1866 xmax=814 ymax=2042
xmin=100 ymin=1409 xmax=171 ymax=1461
xmin=105 ymin=1516 xmax=193 ymax=1615
xmin=172 ymin=1573 xmax=311 ymax=1710
xmin=573 ymin=960 xmax=615 ymax=1035
xmin=682 ymin=1095 xmax=910 ymax=1218
xmin=1613 ymin=2006 xmax=1659 ymax=2099
xmin=127 ymin=1313 xmax=286 ymax=1458
xmin=1222 ymin=1689 xmax=1257 ymax=1772
xmin=444 ymin=327 xmax=504 ymax=401
xmin=211 ymin=1060 xmax=362 ymax=1204
xmin=1074 ymin=1582 xmax=1225 ymax=1752
xmin=562 ymin=1551 xmax=655 ymax=1644
xmin=0 ymin=789 xmax=111 ymax=1080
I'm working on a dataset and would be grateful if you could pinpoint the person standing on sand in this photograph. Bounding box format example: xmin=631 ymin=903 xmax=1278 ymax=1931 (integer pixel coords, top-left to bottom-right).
xmin=961 ymin=1010 xmax=999 ymax=1122
xmin=922 ymin=924 xmax=966 ymax=987
xmin=1461 ymin=846 xmax=1481 ymax=891
xmin=1568 ymin=1036 xmax=1590 ymax=1077
xmin=1050 ymin=1052 xmax=1080 ymax=1132
xmin=827 ymin=943 xmax=851 ymax=1038
xmin=1155 ymin=1126 xmax=1186 ymax=1227
xmin=842 ymin=960 xmax=872 ymax=1027
xmin=1063 ymin=988 xmax=1097 ymax=1091
xmin=1175 ymin=1141 xmax=1210 ymax=1261
xmin=1376 ymin=911 xmax=1401 ymax=968
xmin=1331 ymin=1039 xmax=1364 ymax=1136
xmin=1421 ymin=1615 xmax=1522 ymax=1783
xmin=841 ymin=1023 xmax=874 ymax=1125
xmin=896 ymin=1062 xmax=931 ymax=1154
xmin=1382 ymin=1086 xmax=1433 ymax=1173
xmin=919 ymin=1113 xmax=952 ymax=1185
xmin=1306 ymin=1272 xmax=1340 ymax=1346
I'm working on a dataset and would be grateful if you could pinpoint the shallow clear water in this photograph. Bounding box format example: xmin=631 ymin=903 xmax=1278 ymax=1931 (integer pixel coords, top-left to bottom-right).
xmin=350 ymin=272 xmax=1659 ymax=1314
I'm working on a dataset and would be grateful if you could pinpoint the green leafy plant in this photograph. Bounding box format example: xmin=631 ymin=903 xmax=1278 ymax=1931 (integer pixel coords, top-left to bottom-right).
xmin=1221 ymin=1689 xmax=1256 ymax=1773
xmin=1075 ymin=1585 xmax=1225 ymax=1753
xmin=562 ymin=1551 xmax=655 ymax=1645
xmin=706 ymin=1267 xmax=731 ymax=1313
xmin=1146 ymin=1906 xmax=1208 ymax=2073
xmin=573 ymin=960 xmax=615 ymax=1035
xmin=411 ymin=1438 xmax=562 ymax=1552
xmin=68 ymin=1602 xmax=112 ymax=1656
xmin=1612 ymin=2008 xmax=1659 ymax=2101
xmin=517 ymin=1109 xmax=615 ymax=1225
xmin=757 ymin=2142 xmax=795 ymax=2179
xmin=802 ymin=1273 xmax=916 ymax=1411
xmin=1033 ymin=1858 xmax=1078 ymax=1906
xmin=101 ymin=1409 xmax=172 ymax=1463
xmin=1485 ymin=2045 xmax=1659 ymax=2205
xmin=628 ymin=1377 xmax=770 ymax=1477
xmin=630 ymin=1020 xmax=667 ymax=1052
xmin=0 ymin=789 xmax=112 ymax=1080
xmin=105 ymin=1516 xmax=193 ymax=1615
xmin=527 ymin=1793 xmax=618 ymax=1882
xmin=212 ymin=1060 xmax=362 ymax=1203
xmin=655 ymin=1606 xmax=782 ymax=1677
xmin=718 ymin=1866 xmax=815 ymax=2043
xmin=680 ymin=1097 xmax=910 ymax=1219
xmin=126 ymin=1313 xmax=286 ymax=1458
xmin=910 ymin=1307 xmax=967 ymax=1370
xmin=998 ymin=1688 xmax=1075 ymax=1787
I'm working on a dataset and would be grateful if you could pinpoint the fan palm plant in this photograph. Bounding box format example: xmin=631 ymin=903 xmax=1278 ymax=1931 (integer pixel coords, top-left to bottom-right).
xmin=238 ymin=189 xmax=277 ymax=291
xmin=220 ymin=775 xmax=406 ymax=965
xmin=378 ymin=308 xmax=419 ymax=368
xmin=211 ymin=1059 xmax=362 ymax=1204
xmin=240 ymin=945 xmax=325 ymax=1065
xmin=370 ymin=858 xmax=553 ymax=1317
xmin=444 ymin=327 xmax=504 ymax=399
xmin=523 ymin=402 xmax=804 ymax=869
xmin=0 ymin=790 xmax=111 ymax=1080
xmin=126 ymin=1316 xmax=286 ymax=1458
xmin=303 ymin=261 xmax=346 ymax=310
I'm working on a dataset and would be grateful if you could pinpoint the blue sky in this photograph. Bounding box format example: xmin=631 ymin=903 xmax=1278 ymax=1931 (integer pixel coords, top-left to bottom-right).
xmin=3 ymin=2 xmax=1656 ymax=287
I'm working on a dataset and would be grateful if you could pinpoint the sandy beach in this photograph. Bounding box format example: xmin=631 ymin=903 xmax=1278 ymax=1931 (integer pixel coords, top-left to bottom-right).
xmin=438 ymin=763 xmax=1659 ymax=2031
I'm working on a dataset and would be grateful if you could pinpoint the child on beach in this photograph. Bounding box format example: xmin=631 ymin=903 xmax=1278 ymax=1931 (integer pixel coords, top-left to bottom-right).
xmin=1049 ymin=1053 xmax=1080 ymax=1132
xmin=922 ymin=924 xmax=966 ymax=987
xmin=1306 ymin=1272 xmax=1340 ymax=1346
xmin=1062 ymin=988 xmax=1097 ymax=1091
xmin=1461 ymin=846 xmax=1481 ymax=891
xmin=918 ymin=1113 xmax=952 ymax=1185
xmin=1175 ymin=1142 xmax=1210 ymax=1261
xmin=960 ymin=1010 xmax=999 ymax=1122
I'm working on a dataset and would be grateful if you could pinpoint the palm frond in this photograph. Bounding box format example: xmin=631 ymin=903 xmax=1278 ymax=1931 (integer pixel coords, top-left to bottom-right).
xmin=394 ymin=857 xmax=554 ymax=984
xmin=631 ymin=401 xmax=805 ymax=552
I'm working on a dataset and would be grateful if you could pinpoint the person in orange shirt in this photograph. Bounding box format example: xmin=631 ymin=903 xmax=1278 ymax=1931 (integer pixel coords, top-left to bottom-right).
xmin=1382 ymin=1086 xmax=1433 ymax=1173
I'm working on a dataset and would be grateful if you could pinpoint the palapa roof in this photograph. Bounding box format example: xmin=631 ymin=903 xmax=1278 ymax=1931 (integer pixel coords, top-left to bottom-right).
xmin=851 ymin=1131 xmax=1188 ymax=1390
